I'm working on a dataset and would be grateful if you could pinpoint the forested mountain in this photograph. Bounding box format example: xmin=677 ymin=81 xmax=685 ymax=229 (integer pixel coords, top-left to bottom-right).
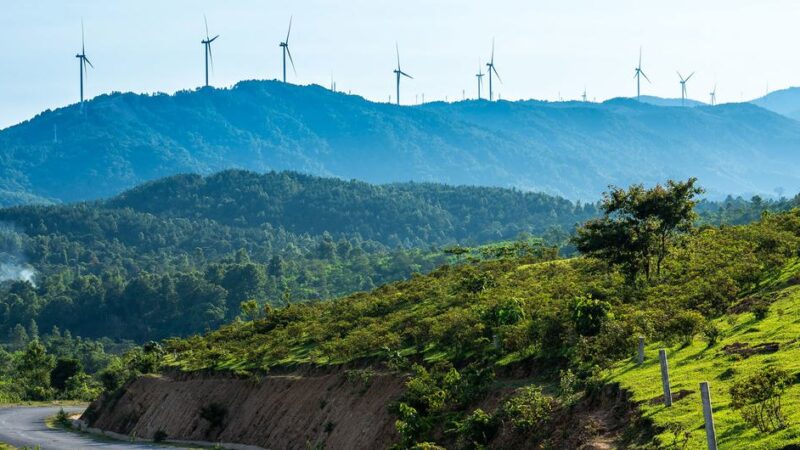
xmin=2 ymin=80 xmax=800 ymax=205
xmin=0 ymin=170 xmax=595 ymax=342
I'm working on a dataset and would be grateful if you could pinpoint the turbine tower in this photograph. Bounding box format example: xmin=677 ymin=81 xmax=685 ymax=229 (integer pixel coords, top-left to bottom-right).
xmin=393 ymin=43 xmax=412 ymax=105
xmin=633 ymin=47 xmax=650 ymax=100
xmin=75 ymin=20 xmax=94 ymax=107
xmin=582 ymin=88 xmax=587 ymax=102
xmin=709 ymin=84 xmax=717 ymax=106
xmin=677 ymin=71 xmax=695 ymax=106
xmin=486 ymin=39 xmax=502 ymax=101
xmin=279 ymin=17 xmax=296 ymax=83
xmin=201 ymin=16 xmax=219 ymax=87
xmin=475 ymin=62 xmax=484 ymax=100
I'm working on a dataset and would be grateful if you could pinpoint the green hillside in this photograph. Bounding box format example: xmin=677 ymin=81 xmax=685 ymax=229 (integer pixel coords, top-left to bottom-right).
xmin=0 ymin=170 xmax=594 ymax=342
xmin=160 ymin=182 xmax=800 ymax=448
xmin=3 ymin=80 xmax=800 ymax=204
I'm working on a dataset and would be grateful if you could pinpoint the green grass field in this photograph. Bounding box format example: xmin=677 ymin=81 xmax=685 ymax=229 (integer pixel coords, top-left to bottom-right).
xmin=608 ymin=278 xmax=800 ymax=449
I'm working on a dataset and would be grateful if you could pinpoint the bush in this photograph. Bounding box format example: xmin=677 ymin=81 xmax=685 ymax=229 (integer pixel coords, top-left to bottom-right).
xmin=663 ymin=310 xmax=705 ymax=346
xmin=572 ymin=295 xmax=613 ymax=337
xmin=730 ymin=367 xmax=790 ymax=432
xmin=456 ymin=408 xmax=497 ymax=447
xmin=55 ymin=407 xmax=72 ymax=428
xmin=752 ymin=302 xmax=770 ymax=320
xmin=501 ymin=385 xmax=555 ymax=433
xmin=703 ymin=323 xmax=721 ymax=347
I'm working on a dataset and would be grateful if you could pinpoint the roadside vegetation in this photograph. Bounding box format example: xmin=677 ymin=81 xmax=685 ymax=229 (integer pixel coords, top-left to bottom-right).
xmin=149 ymin=178 xmax=800 ymax=448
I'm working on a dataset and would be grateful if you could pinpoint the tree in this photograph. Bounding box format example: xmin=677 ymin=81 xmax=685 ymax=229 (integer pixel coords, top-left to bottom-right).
xmin=50 ymin=357 xmax=83 ymax=391
xmin=573 ymin=178 xmax=702 ymax=282
xmin=16 ymin=340 xmax=55 ymax=399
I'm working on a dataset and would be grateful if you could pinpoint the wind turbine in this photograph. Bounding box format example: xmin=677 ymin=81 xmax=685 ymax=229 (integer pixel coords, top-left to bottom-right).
xmin=475 ymin=62 xmax=484 ymax=100
xmin=677 ymin=71 xmax=694 ymax=106
xmin=279 ymin=17 xmax=296 ymax=83
xmin=75 ymin=20 xmax=94 ymax=107
xmin=709 ymin=84 xmax=717 ymax=106
xmin=201 ymin=16 xmax=219 ymax=87
xmin=633 ymin=47 xmax=650 ymax=100
xmin=393 ymin=43 xmax=412 ymax=105
xmin=582 ymin=87 xmax=587 ymax=102
xmin=486 ymin=39 xmax=501 ymax=101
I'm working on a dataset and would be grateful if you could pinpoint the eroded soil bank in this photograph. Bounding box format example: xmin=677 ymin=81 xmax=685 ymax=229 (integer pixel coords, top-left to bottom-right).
xmin=81 ymin=368 xmax=404 ymax=450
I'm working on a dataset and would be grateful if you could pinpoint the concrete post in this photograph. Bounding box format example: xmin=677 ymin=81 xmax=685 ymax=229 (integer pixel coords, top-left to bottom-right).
xmin=700 ymin=382 xmax=718 ymax=450
xmin=659 ymin=349 xmax=672 ymax=406
xmin=637 ymin=336 xmax=645 ymax=365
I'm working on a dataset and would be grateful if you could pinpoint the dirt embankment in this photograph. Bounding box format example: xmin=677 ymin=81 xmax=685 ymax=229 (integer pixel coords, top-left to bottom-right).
xmin=81 ymin=368 xmax=404 ymax=450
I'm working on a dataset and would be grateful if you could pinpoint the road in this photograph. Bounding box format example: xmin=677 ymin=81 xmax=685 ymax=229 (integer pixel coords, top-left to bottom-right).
xmin=0 ymin=406 xmax=177 ymax=449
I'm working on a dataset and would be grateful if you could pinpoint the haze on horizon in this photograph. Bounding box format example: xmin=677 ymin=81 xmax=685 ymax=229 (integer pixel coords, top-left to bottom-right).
xmin=1 ymin=0 xmax=799 ymax=128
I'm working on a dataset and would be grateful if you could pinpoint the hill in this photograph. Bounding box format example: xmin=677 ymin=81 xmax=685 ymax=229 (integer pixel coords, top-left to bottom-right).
xmin=0 ymin=170 xmax=595 ymax=342
xmin=85 ymin=202 xmax=800 ymax=448
xmin=638 ymin=95 xmax=706 ymax=107
xmin=751 ymin=87 xmax=800 ymax=121
xmin=3 ymin=80 xmax=800 ymax=203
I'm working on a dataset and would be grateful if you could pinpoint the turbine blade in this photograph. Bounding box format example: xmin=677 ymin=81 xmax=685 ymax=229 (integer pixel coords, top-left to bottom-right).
xmin=401 ymin=71 xmax=413 ymax=79
xmin=396 ymin=42 xmax=401 ymax=70
xmin=286 ymin=16 xmax=293 ymax=44
xmin=686 ymin=72 xmax=695 ymax=82
xmin=208 ymin=44 xmax=215 ymax=73
xmin=81 ymin=19 xmax=86 ymax=54
xmin=493 ymin=66 xmax=502 ymax=83
xmin=210 ymin=35 xmax=219 ymax=43
xmin=204 ymin=15 xmax=209 ymax=40
xmin=641 ymin=71 xmax=651 ymax=83
xmin=638 ymin=46 xmax=642 ymax=67
xmin=286 ymin=46 xmax=297 ymax=75
xmin=84 ymin=56 xmax=94 ymax=68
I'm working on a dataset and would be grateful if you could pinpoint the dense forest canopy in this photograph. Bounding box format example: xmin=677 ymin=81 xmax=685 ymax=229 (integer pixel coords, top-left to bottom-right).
xmin=0 ymin=170 xmax=598 ymax=343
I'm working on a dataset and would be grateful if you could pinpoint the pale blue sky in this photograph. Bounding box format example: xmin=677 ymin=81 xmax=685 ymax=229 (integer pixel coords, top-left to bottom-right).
xmin=1 ymin=0 xmax=799 ymax=128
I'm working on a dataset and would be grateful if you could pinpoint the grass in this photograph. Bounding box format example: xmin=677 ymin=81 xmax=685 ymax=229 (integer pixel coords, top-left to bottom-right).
xmin=607 ymin=280 xmax=800 ymax=449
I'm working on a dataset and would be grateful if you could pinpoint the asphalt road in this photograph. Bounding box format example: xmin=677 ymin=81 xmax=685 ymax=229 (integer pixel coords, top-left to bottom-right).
xmin=0 ymin=406 xmax=176 ymax=449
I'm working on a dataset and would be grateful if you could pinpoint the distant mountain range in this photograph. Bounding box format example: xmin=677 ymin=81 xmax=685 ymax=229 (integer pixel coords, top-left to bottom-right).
xmin=751 ymin=87 xmax=800 ymax=121
xmin=2 ymin=80 xmax=800 ymax=206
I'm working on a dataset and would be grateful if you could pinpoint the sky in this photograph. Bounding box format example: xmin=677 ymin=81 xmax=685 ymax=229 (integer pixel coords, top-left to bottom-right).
xmin=1 ymin=0 xmax=799 ymax=128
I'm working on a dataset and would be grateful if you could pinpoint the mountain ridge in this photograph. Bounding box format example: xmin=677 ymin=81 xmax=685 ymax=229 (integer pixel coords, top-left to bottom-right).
xmin=3 ymin=80 xmax=800 ymax=204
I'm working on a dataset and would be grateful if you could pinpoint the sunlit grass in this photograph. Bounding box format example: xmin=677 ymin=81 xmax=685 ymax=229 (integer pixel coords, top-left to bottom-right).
xmin=608 ymin=281 xmax=800 ymax=449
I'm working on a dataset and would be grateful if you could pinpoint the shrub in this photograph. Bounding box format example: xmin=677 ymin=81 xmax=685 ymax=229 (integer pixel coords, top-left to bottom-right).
xmin=559 ymin=369 xmax=581 ymax=406
xmin=663 ymin=310 xmax=705 ymax=346
xmin=55 ymin=408 xmax=72 ymax=428
xmin=572 ymin=295 xmax=613 ymax=337
xmin=730 ymin=367 xmax=790 ymax=432
xmin=752 ymin=302 xmax=770 ymax=320
xmin=456 ymin=408 xmax=498 ymax=447
xmin=501 ymin=385 xmax=555 ymax=433
xmin=703 ymin=323 xmax=721 ymax=347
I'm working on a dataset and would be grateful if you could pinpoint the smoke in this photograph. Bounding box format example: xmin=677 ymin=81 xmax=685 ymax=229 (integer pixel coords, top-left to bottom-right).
xmin=0 ymin=259 xmax=36 ymax=284
xmin=0 ymin=222 xmax=36 ymax=286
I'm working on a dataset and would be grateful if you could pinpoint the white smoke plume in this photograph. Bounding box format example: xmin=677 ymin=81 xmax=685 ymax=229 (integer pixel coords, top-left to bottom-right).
xmin=0 ymin=222 xmax=36 ymax=286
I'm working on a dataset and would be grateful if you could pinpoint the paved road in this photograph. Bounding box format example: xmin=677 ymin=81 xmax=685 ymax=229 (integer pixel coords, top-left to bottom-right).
xmin=0 ymin=406 xmax=176 ymax=449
